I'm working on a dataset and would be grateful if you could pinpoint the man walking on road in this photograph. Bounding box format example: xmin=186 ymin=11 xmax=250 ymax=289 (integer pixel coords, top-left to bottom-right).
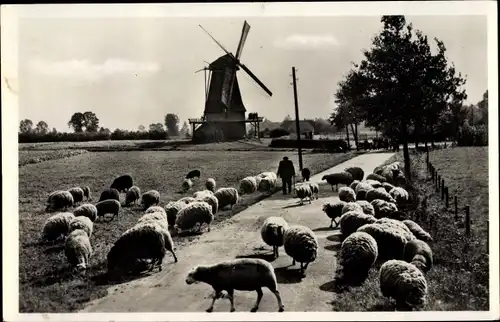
xmin=277 ymin=156 xmax=296 ymax=195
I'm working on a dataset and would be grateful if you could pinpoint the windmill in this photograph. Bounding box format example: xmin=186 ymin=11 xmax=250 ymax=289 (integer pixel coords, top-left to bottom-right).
xmin=189 ymin=20 xmax=271 ymax=142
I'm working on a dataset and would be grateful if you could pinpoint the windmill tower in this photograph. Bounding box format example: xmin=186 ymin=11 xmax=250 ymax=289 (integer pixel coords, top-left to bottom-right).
xmin=189 ymin=20 xmax=272 ymax=143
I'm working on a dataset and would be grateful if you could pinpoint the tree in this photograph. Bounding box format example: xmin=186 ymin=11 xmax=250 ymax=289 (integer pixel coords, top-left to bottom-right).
xmin=179 ymin=121 xmax=190 ymax=137
xmin=149 ymin=123 xmax=165 ymax=132
xmin=19 ymin=119 xmax=33 ymax=133
xmin=334 ymin=16 xmax=467 ymax=180
xmin=138 ymin=125 xmax=146 ymax=132
xmin=51 ymin=127 xmax=58 ymax=134
xmin=35 ymin=121 xmax=49 ymax=134
xmin=165 ymin=113 xmax=180 ymax=137
xmin=68 ymin=111 xmax=100 ymax=132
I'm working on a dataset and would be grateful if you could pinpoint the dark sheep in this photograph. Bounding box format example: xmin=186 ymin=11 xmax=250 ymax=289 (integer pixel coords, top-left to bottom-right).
xmin=344 ymin=167 xmax=364 ymax=181
xmin=110 ymin=174 xmax=134 ymax=193
xmin=366 ymin=173 xmax=387 ymax=183
xmin=142 ymin=190 xmax=160 ymax=210
xmin=98 ymin=188 xmax=120 ymax=202
xmin=322 ymin=201 xmax=347 ymax=228
xmin=186 ymin=169 xmax=201 ymax=180
xmin=321 ymin=172 xmax=354 ymax=191
xmin=301 ymin=168 xmax=311 ymax=182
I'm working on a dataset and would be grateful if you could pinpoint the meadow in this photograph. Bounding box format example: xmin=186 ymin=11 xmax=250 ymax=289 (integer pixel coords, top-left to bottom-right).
xmin=18 ymin=147 xmax=358 ymax=313
xmin=329 ymin=147 xmax=489 ymax=311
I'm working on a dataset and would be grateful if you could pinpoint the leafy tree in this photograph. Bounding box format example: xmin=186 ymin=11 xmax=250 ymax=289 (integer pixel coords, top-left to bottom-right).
xmin=51 ymin=127 xmax=58 ymax=134
xmin=149 ymin=123 xmax=165 ymax=132
xmin=19 ymin=119 xmax=33 ymax=133
xmin=138 ymin=125 xmax=146 ymax=132
xmin=68 ymin=112 xmax=85 ymax=132
xmin=164 ymin=113 xmax=180 ymax=136
xmin=83 ymin=112 xmax=99 ymax=132
xmin=35 ymin=121 xmax=49 ymax=134
xmin=334 ymin=15 xmax=467 ymax=180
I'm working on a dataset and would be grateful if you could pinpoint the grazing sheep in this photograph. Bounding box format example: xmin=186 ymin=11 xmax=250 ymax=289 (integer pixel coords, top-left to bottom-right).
xmin=370 ymin=199 xmax=398 ymax=219
xmin=81 ymin=186 xmax=91 ymax=201
xmin=68 ymin=216 xmax=93 ymax=238
xmin=46 ymin=190 xmax=74 ymax=212
xmin=142 ymin=190 xmax=160 ymax=210
xmin=322 ymin=201 xmax=346 ymax=228
xmin=182 ymin=178 xmax=193 ymax=193
xmin=344 ymin=166 xmax=364 ymax=181
xmin=403 ymin=239 xmax=433 ymax=273
xmin=186 ymin=169 xmax=201 ymax=180
xmin=110 ymin=174 xmax=134 ymax=193
xmin=341 ymin=202 xmax=364 ymax=215
xmin=178 ymin=196 xmax=197 ymax=204
xmin=193 ymin=189 xmax=214 ymax=199
xmin=175 ymin=201 xmax=214 ymax=233
xmin=145 ymin=206 xmax=167 ymax=217
xmin=205 ymin=178 xmax=216 ymax=192
xmin=138 ymin=212 xmax=167 ymax=223
xmin=134 ymin=220 xmax=178 ymax=263
xmin=95 ymin=199 xmax=121 ymax=221
xmin=379 ymin=260 xmax=428 ymax=310
xmin=164 ymin=201 xmax=188 ymax=227
xmin=197 ymin=194 xmax=219 ymax=215
xmin=366 ymin=173 xmax=387 ymax=183
xmin=338 ymin=187 xmax=356 ymax=203
xmin=258 ymin=175 xmax=277 ymax=192
xmin=65 ymin=229 xmax=92 ymax=274
xmin=339 ymin=211 xmax=377 ymax=238
xmin=257 ymin=171 xmax=278 ymax=181
xmin=322 ymin=172 xmax=354 ymax=191
xmin=125 ymin=186 xmax=141 ymax=206
xmin=376 ymin=217 xmax=413 ymax=234
xmin=261 ymin=216 xmax=289 ymax=258
xmin=239 ymin=176 xmax=258 ymax=195
xmin=41 ymin=212 xmax=75 ymax=242
xmin=355 ymin=200 xmax=375 ymax=216
xmin=389 ymin=187 xmax=409 ymax=204
xmin=214 ymin=187 xmax=239 ymax=210
xmin=294 ymin=183 xmax=312 ymax=205
xmin=73 ymin=203 xmax=98 ymax=222
xmin=402 ymin=220 xmax=433 ymax=242
xmin=366 ymin=188 xmax=396 ymax=203
xmin=308 ymin=182 xmax=319 ymax=200
xmin=185 ymin=258 xmax=285 ymax=312
xmin=349 ymin=180 xmax=360 ymax=191
xmin=98 ymin=188 xmax=120 ymax=202
xmin=301 ymin=167 xmax=311 ymax=182
xmin=253 ymin=175 xmax=262 ymax=188
xmin=68 ymin=187 xmax=84 ymax=204
xmin=283 ymin=225 xmax=318 ymax=275
xmin=336 ymin=232 xmax=378 ymax=285
xmin=107 ymin=224 xmax=166 ymax=277
xmin=382 ymin=182 xmax=395 ymax=193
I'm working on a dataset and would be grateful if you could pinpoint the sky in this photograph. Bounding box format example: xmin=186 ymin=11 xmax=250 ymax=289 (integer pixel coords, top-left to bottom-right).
xmin=18 ymin=14 xmax=488 ymax=132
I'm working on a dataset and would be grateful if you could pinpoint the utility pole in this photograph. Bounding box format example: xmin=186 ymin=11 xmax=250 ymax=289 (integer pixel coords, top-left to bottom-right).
xmin=292 ymin=67 xmax=303 ymax=171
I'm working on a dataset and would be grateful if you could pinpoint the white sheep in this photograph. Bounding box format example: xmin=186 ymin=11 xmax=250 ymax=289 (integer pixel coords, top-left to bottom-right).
xmin=339 ymin=211 xmax=377 ymax=238
xmin=68 ymin=187 xmax=85 ymax=204
xmin=182 ymin=178 xmax=193 ymax=193
xmin=341 ymin=202 xmax=364 ymax=215
xmin=141 ymin=190 xmax=160 ymax=210
xmin=40 ymin=212 xmax=76 ymax=242
xmin=366 ymin=188 xmax=396 ymax=203
xmin=125 ymin=185 xmax=141 ymax=206
xmin=379 ymin=260 xmax=428 ymax=310
xmin=338 ymin=187 xmax=356 ymax=203
xmin=382 ymin=182 xmax=395 ymax=193
xmin=322 ymin=201 xmax=346 ymax=228
xmin=138 ymin=212 xmax=167 ymax=223
xmin=178 ymin=196 xmax=197 ymax=204
xmin=355 ymin=200 xmax=376 ymax=216
xmin=355 ymin=181 xmax=374 ymax=194
xmin=336 ymin=231 xmax=378 ymax=285
xmin=133 ymin=220 xmax=178 ymax=263
xmin=307 ymin=182 xmax=319 ymax=200
xmin=205 ymin=178 xmax=216 ymax=192
xmin=261 ymin=216 xmax=289 ymax=258
xmin=164 ymin=201 xmax=188 ymax=227
xmin=214 ymin=187 xmax=239 ymax=210
xmin=239 ymin=176 xmax=258 ymax=195
xmin=73 ymin=203 xmax=98 ymax=222
xmin=349 ymin=180 xmax=360 ymax=191
xmin=193 ymin=189 xmax=214 ymax=199
xmin=403 ymin=239 xmax=433 ymax=273
xmin=65 ymin=229 xmax=92 ymax=274
xmin=389 ymin=187 xmax=409 ymax=204
xmin=364 ymin=179 xmax=383 ymax=189
xmin=175 ymin=201 xmax=214 ymax=233
xmin=95 ymin=199 xmax=121 ymax=221
xmin=283 ymin=225 xmax=318 ymax=275
xmin=402 ymin=220 xmax=433 ymax=242
xmin=355 ymin=187 xmax=374 ymax=201
xmin=370 ymin=199 xmax=398 ymax=219
xmin=68 ymin=216 xmax=93 ymax=238
xmin=145 ymin=206 xmax=167 ymax=218
xmin=258 ymin=175 xmax=277 ymax=192
xmin=294 ymin=183 xmax=312 ymax=205
xmin=185 ymin=258 xmax=285 ymax=312
xmin=46 ymin=190 xmax=74 ymax=212
xmin=197 ymin=194 xmax=219 ymax=215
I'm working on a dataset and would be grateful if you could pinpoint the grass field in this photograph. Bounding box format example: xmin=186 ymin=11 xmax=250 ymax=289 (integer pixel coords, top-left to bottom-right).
xmin=19 ymin=149 xmax=89 ymax=167
xmin=329 ymin=147 xmax=489 ymax=311
xmin=19 ymin=149 xmax=359 ymax=313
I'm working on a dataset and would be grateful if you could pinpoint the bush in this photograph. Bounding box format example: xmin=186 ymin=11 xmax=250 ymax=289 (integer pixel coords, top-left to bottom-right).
xmin=18 ymin=130 xmax=168 ymax=143
xmin=269 ymin=138 xmax=349 ymax=152
xmin=269 ymin=128 xmax=290 ymax=138
xmin=457 ymin=124 xmax=488 ymax=146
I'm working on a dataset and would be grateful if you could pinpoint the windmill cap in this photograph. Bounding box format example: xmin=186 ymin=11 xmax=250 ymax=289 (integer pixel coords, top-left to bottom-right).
xmin=283 ymin=157 xmax=289 ymax=160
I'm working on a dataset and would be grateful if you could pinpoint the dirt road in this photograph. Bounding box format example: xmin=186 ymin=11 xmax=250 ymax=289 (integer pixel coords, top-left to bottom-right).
xmin=81 ymin=152 xmax=395 ymax=313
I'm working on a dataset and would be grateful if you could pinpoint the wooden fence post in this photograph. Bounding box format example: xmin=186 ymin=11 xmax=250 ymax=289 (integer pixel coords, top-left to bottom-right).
xmin=465 ymin=206 xmax=471 ymax=236
xmin=445 ymin=187 xmax=449 ymax=208
xmin=436 ymin=175 xmax=440 ymax=192
xmin=441 ymin=179 xmax=445 ymax=200
xmin=454 ymin=196 xmax=458 ymax=220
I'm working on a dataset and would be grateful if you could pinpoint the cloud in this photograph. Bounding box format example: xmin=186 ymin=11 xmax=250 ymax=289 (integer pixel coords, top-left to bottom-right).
xmin=274 ymin=34 xmax=340 ymax=50
xmin=28 ymin=58 xmax=161 ymax=80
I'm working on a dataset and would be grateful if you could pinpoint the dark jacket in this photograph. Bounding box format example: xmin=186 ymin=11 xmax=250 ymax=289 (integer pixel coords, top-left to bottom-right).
xmin=277 ymin=159 xmax=296 ymax=179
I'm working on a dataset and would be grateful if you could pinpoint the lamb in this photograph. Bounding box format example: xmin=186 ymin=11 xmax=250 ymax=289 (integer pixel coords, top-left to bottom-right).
xmin=178 ymin=196 xmax=197 ymax=204
xmin=107 ymin=224 xmax=167 ymax=277
xmin=68 ymin=216 xmax=93 ymax=238
xmin=349 ymin=180 xmax=360 ymax=191
xmin=197 ymin=194 xmax=219 ymax=215
xmin=164 ymin=201 xmax=188 ymax=227
xmin=110 ymin=174 xmax=134 ymax=193
xmin=308 ymin=182 xmax=319 ymax=200
xmin=382 ymin=182 xmax=396 ymax=193
xmin=214 ymin=187 xmax=239 ymax=210
xmin=389 ymin=187 xmax=409 ymax=204
xmin=239 ymin=176 xmax=258 ymax=195
xmin=403 ymin=239 xmax=433 ymax=273
xmin=366 ymin=188 xmax=396 ymax=203
xmin=366 ymin=173 xmax=387 ymax=183
xmin=193 ymin=189 xmax=214 ymax=199
xmin=125 ymin=185 xmax=141 ymax=206
xmin=182 ymin=178 xmax=193 ymax=193
xmin=336 ymin=232 xmax=378 ymax=285
xmin=81 ymin=186 xmax=91 ymax=201
xmin=322 ymin=201 xmax=346 ymax=228
xmin=40 ymin=212 xmax=76 ymax=242
xmin=95 ymin=199 xmax=121 ymax=221
xmin=141 ymin=190 xmax=160 ymax=210
xmin=355 ymin=200 xmax=375 ymax=216
xmin=338 ymin=187 xmax=356 ymax=203
xmin=339 ymin=211 xmax=377 ymax=238
xmin=370 ymin=199 xmax=398 ymax=219
xmin=294 ymin=183 xmax=312 ymax=205
xmin=175 ymin=201 xmax=214 ymax=233
xmin=301 ymin=167 xmax=311 ymax=182
xmin=205 ymin=178 xmax=216 ymax=192
xmin=260 ymin=216 xmax=289 ymax=258
xmin=98 ymin=188 xmax=120 ymax=202
xmin=402 ymin=220 xmax=433 ymax=242
xmin=73 ymin=203 xmax=98 ymax=222
xmin=322 ymin=172 xmax=354 ymax=191
xmin=344 ymin=166 xmax=364 ymax=181
xmin=65 ymin=229 xmax=92 ymax=274
xmin=341 ymin=202 xmax=364 ymax=215
xmin=283 ymin=225 xmax=319 ymax=275
xmin=68 ymin=187 xmax=84 ymax=204
xmin=379 ymin=260 xmax=428 ymax=310
xmin=186 ymin=169 xmax=201 ymax=180
xmin=134 ymin=220 xmax=178 ymax=263
xmin=46 ymin=190 xmax=74 ymax=212
xmin=185 ymin=258 xmax=285 ymax=312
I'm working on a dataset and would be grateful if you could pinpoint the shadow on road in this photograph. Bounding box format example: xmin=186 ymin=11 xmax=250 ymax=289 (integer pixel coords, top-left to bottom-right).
xmin=326 ymin=234 xmax=343 ymax=243
xmin=324 ymin=243 xmax=341 ymax=252
xmin=274 ymin=266 xmax=304 ymax=284
xmin=319 ymin=280 xmax=337 ymax=293
xmin=312 ymin=226 xmax=335 ymax=232
xmin=235 ymin=252 xmax=277 ymax=262
xmin=281 ymin=203 xmax=308 ymax=209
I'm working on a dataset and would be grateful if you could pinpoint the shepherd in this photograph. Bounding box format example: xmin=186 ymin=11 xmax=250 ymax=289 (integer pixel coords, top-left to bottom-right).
xmin=277 ymin=156 xmax=296 ymax=195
